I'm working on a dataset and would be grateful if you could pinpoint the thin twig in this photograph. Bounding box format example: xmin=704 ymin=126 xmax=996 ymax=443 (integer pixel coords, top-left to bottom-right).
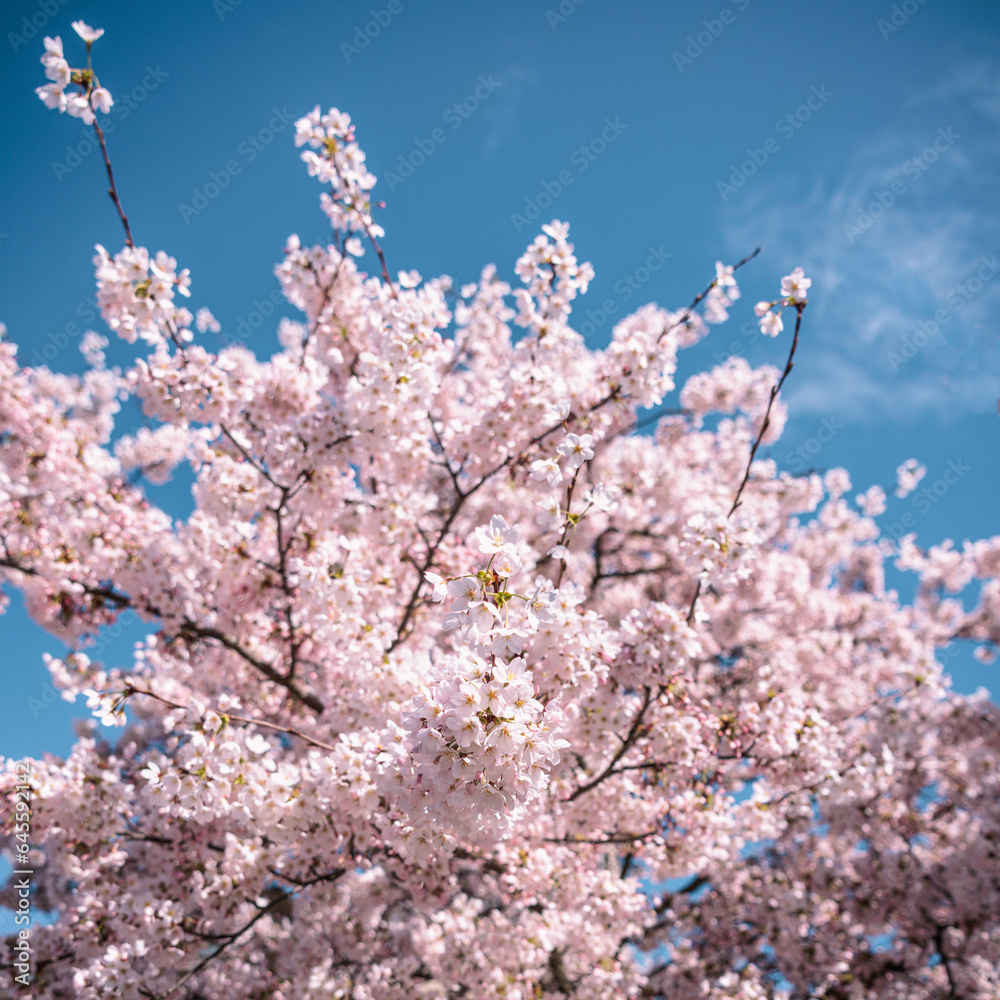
xmin=152 ymin=868 xmax=345 ymax=999
xmin=125 ymin=683 xmax=338 ymax=751
xmin=92 ymin=118 xmax=134 ymax=248
xmin=658 ymin=246 xmax=761 ymax=344
xmin=388 ymin=391 xmax=621 ymax=651
xmin=686 ymin=300 xmax=806 ymax=625
xmin=729 ymin=300 xmax=805 ymax=518
xmin=566 ymin=686 xmax=654 ymax=802
xmin=177 ymin=622 xmax=323 ymax=713
xmin=0 ymin=554 xmax=323 ymax=712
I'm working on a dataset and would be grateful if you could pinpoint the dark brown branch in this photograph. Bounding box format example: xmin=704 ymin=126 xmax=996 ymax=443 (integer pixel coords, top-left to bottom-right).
xmin=653 ymin=873 xmax=710 ymax=915
xmin=544 ymin=832 xmax=657 ymax=846
xmin=388 ymin=490 xmax=469 ymax=652
xmin=566 ymin=686 xmax=654 ymax=801
xmin=389 ymin=390 xmax=622 ymax=652
xmin=271 ymin=495 xmax=304 ymax=683
xmin=685 ymin=578 xmax=702 ymax=627
xmin=91 ymin=118 xmax=134 ymax=248
xmin=327 ymin=168 xmax=396 ymax=297
xmin=299 ymin=253 xmax=345 ymax=360
xmin=729 ymin=300 xmax=805 ymax=518
xmin=687 ymin=300 xmax=805 ymax=624
xmin=554 ymin=464 xmax=583 ymax=589
xmin=125 ymin=683 xmax=337 ymax=751
xmin=658 ymin=246 xmax=761 ymax=344
xmin=594 ymin=563 xmax=676 ymax=583
xmin=428 ymin=413 xmax=468 ymax=499
xmin=177 ymin=622 xmax=323 ymax=714
xmin=152 ymin=868 xmax=345 ymax=999
xmin=219 ymin=425 xmax=285 ymax=490
xmin=0 ymin=553 xmax=323 ymax=712
xmin=546 ymin=947 xmax=576 ymax=996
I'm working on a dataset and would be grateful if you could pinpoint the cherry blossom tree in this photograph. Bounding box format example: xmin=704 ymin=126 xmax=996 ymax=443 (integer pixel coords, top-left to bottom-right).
xmin=2 ymin=23 xmax=999 ymax=1000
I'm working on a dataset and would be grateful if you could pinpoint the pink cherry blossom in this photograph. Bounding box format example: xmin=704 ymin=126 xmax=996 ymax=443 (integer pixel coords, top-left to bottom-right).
xmin=1 ymin=29 xmax=998 ymax=1000
xmin=781 ymin=265 xmax=812 ymax=303
xmin=475 ymin=513 xmax=521 ymax=553
xmin=557 ymin=431 xmax=595 ymax=468
xmin=492 ymin=543 xmax=522 ymax=578
xmin=896 ymin=456 xmax=927 ymax=498
xmin=71 ymin=20 xmax=104 ymax=43
xmin=759 ymin=309 xmax=783 ymax=337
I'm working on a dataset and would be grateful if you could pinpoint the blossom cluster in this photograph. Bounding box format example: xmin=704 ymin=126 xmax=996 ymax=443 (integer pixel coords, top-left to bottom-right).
xmin=294 ymin=105 xmax=382 ymax=238
xmin=895 ymin=456 xmax=927 ymax=498
xmin=753 ymin=265 xmax=811 ymax=336
xmin=704 ymin=259 xmax=742 ymax=323
xmin=35 ymin=22 xmax=112 ymax=125
xmin=513 ymin=220 xmax=595 ymax=330
xmin=400 ymin=516 xmax=569 ymax=840
xmin=93 ymin=244 xmax=192 ymax=346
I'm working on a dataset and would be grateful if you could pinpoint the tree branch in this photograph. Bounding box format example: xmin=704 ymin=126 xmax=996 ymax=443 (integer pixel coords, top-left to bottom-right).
xmin=152 ymin=867 xmax=345 ymax=999
xmin=566 ymin=686 xmax=654 ymax=801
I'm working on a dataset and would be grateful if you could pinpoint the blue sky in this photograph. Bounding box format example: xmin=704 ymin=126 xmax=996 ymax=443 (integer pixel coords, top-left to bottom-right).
xmin=0 ymin=0 xmax=998 ymax=761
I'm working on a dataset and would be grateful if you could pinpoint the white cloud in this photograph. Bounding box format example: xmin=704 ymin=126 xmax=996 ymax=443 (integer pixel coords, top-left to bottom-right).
xmin=722 ymin=59 xmax=1000 ymax=422
xmin=481 ymin=65 xmax=538 ymax=159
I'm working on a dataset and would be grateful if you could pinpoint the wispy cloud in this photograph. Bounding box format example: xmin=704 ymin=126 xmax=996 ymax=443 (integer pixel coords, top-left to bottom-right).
xmin=481 ymin=65 xmax=538 ymax=159
xmin=722 ymin=58 xmax=1000 ymax=422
